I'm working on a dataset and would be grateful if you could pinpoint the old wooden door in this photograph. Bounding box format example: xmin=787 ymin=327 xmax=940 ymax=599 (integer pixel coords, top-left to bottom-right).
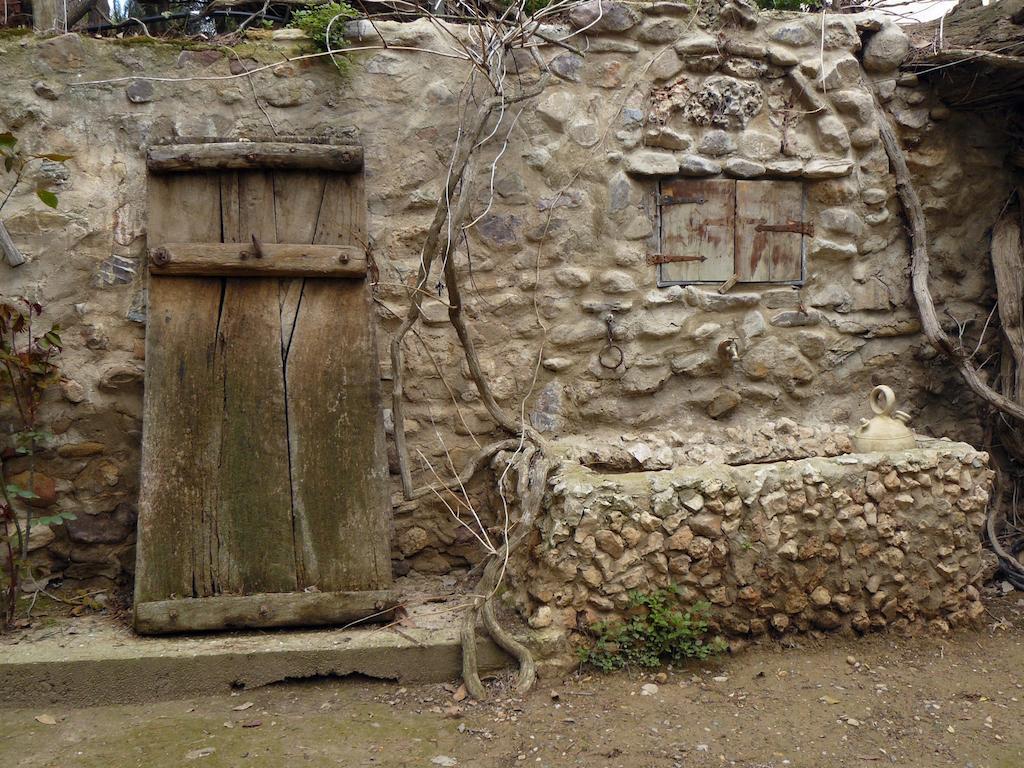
xmin=134 ymin=141 xmax=395 ymax=634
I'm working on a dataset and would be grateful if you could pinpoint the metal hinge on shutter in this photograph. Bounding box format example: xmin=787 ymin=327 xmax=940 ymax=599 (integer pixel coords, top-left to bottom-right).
xmin=657 ymin=194 xmax=707 ymax=206
xmin=646 ymin=253 xmax=707 ymax=266
xmin=755 ymin=221 xmax=815 ymax=236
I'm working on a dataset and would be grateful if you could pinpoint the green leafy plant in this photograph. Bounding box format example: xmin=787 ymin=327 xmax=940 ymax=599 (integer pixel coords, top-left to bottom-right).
xmin=0 ymin=130 xmax=70 ymax=214
xmin=0 ymin=298 xmax=72 ymax=629
xmin=290 ymin=1 xmax=359 ymax=68
xmin=578 ymin=587 xmax=726 ymax=672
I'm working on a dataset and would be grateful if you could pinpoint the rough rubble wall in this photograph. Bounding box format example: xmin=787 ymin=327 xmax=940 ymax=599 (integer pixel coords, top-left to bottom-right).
xmin=0 ymin=5 xmax=1014 ymax=590
xmin=515 ymin=442 xmax=994 ymax=636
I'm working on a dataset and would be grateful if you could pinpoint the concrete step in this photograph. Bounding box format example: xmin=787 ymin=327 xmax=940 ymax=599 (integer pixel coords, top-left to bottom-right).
xmin=0 ymin=622 xmax=510 ymax=709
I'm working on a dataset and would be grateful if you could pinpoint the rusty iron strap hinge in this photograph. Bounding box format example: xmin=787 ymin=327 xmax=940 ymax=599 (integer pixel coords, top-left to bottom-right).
xmin=646 ymin=253 xmax=707 ymax=266
xmin=755 ymin=221 xmax=815 ymax=236
xmin=658 ymin=195 xmax=706 ymax=206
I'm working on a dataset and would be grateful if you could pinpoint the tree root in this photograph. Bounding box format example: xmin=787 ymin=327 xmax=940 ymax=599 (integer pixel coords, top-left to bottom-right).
xmin=460 ymin=445 xmax=549 ymax=700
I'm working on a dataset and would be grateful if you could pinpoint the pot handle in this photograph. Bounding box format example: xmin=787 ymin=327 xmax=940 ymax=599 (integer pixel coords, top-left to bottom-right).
xmin=870 ymin=385 xmax=897 ymax=416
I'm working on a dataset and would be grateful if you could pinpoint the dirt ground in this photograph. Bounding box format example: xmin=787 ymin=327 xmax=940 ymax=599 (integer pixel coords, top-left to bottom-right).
xmin=3 ymin=598 xmax=1024 ymax=768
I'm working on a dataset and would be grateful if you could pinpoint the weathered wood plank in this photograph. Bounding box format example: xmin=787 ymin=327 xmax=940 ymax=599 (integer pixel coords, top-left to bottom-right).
xmin=148 ymin=243 xmax=366 ymax=278
xmin=135 ymin=173 xmax=224 ymax=605
xmin=213 ymin=170 xmax=297 ymax=594
xmin=287 ymin=173 xmax=393 ymax=591
xmin=271 ymin=170 xmax=327 ymax=364
xmin=134 ymin=590 xmax=399 ymax=634
xmin=0 ymin=220 xmax=27 ymax=267
xmin=147 ymin=143 xmax=363 ymax=174
xmin=992 ymin=207 xmax=1024 ymax=403
xmin=659 ymin=179 xmax=735 ymax=284
xmin=735 ymin=181 xmax=804 ymax=283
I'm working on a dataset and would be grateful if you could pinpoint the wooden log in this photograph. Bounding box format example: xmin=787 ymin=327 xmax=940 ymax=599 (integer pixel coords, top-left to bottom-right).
xmin=148 ymin=242 xmax=367 ymax=278
xmin=0 ymin=220 xmax=26 ymax=268
xmin=134 ymin=590 xmax=399 ymax=634
xmin=147 ymin=143 xmax=363 ymax=174
xmin=992 ymin=207 xmax=1024 ymax=403
xmin=910 ymin=0 xmax=1024 ymax=57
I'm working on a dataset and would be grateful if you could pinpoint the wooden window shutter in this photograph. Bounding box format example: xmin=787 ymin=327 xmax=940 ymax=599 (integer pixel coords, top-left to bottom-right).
xmin=655 ymin=178 xmax=808 ymax=286
xmin=734 ymin=180 xmax=807 ymax=283
xmin=656 ymin=179 xmax=735 ymax=284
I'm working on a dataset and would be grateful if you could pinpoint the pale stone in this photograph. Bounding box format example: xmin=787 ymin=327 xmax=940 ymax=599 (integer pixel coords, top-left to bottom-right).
xmin=810 ymin=586 xmax=832 ymax=607
xmin=802 ymin=159 xmax=853 ymax=179
xmin=723 ymin=158 xmax=765 ymax=179
xmin=536 ymin=91 xmax=575 ymax=129
xmin=770 ymin=23 xmax=814 ymax=46
xmin=644 ymin=127 xmax=692 ymax=151
xmin=600 ymin=270 xmax=636 ymax=294
xmin=698 ymin=129 xmax=737 ymax=157
xmin=676 ymin=154 xmax=721 ymax=177
xmin=554 ymin=266 xmax=591 ymax=288
xmin=862 ymin=23 xmax=910 ymax=72
xmin=625 ymin=150 xmax=680 ymax=177
xmin=756 ymin=161 xmax=799 ymax=181
xmin=817 ymin=115 xmax=851 ymax=154
xmin=810 ymin=238 xmax=858 ymax=259
xmin=569 ymin=0 xmax=639 ymax=32
xmin=675 ymin=33 xmax=718 ymax=56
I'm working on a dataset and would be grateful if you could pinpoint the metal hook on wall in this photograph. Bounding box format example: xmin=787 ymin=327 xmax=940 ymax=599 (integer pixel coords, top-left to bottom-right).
xmin=598 ymin=312 xmax=625 ymax=371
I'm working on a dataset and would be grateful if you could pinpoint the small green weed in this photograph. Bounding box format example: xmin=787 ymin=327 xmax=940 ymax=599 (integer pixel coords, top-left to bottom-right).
xmin=290 ymin=1 xmax=359 ymax=69
xmin=578 ymin=587 xmax=726 ymax=672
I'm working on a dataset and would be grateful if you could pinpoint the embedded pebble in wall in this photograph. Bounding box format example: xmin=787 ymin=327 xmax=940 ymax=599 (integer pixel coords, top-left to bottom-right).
xmin=637 ymin=18 xmax=683 ymax=44
xmin=765 ymin=46 xmax=799 ymax=68
xmin=549 ymin=53 xmax=583 ymax=82
xmin=817 ymin=115 xmax=851 ymax=154
xmin=862 ymin=22 xmax=910 ymax=73
xmin=554 ymin=266 xmax=591 ymax=289
xmin=738 ymin=130 xmax=782 ymax=161
xmin=802 ymin=158 xmax=854 ymax=179
xmin=126 ymin=80 xmax=154 ymax=104
xmin=894 ymin=108 xmax=930 ymax=131
xmin=677 ymin=154 xmax=721 ymax=177
xmin=536 ymin=91 xmax=576 ymax=130
xmin=568 ymin=0 xmax=639 ymax=32
xmin=625 ymin=150 xmax=680 ymax=177
xmin=850 ymin=126 xmax=881 ymax=149
xmin=644 ymin=126 xmax=692 ymax=151
xmin=719 ymin=0 xmax=759 ymax=30
xmin=697 ymin=129 xmax=737 ymax=157
xmin=723 ymin=158 xmax=766 ymax=179
xmin=770 ymin=309 xmax=823 ymax=328
xmin=674 ymin=32 xmax=718 ymax=56
xmin=649 ymin=50 xmax=685 ymax=82
xmin=810 ymin=238 xmax=859 ymax=260
xmin=764 ymin=159 xmax=804 ymax=178
xmin=568 ymin=117 xmax=600 ymax=147
xmin=820 ymin=207 xmax=865 ymax=237
xmin=643 ymin=1 xmax=692 ymax=16
xmin=769 ymin=23 xmax=815 ymax=47
xmin=600 ymin=270 xmax=637 ymax=294
xmin=861 ymin=187 xmax=889 ymax=205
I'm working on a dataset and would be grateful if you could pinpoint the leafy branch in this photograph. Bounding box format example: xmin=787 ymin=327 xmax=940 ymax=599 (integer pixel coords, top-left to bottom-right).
xmin=0 ymin=130 xmax=71 ymax=268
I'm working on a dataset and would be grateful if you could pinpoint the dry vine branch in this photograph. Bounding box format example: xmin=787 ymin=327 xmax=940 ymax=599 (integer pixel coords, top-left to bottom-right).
xmin=871 ymin=90 xmax=1024 ymax=423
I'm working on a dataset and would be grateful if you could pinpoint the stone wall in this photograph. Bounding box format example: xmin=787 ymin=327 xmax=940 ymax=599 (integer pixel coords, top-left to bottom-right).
xmin=0 ymin=3 xmax=1016 ymax=591
xmin=514 ymin=440 xmax=994 ymax=637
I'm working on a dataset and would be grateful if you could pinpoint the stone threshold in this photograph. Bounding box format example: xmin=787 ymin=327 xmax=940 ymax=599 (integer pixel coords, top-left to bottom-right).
xmin=0 ymin=619 xmax=511 ymax=709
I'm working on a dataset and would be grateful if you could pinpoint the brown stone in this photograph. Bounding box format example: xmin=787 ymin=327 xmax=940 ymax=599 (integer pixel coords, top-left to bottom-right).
xmin=8 ymin=472 xmax=57 ymax=508
xmin=595 ymin=530 xmax=625 ymax=559
xmin=57 ymin=441 xmax=106 ymax=458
